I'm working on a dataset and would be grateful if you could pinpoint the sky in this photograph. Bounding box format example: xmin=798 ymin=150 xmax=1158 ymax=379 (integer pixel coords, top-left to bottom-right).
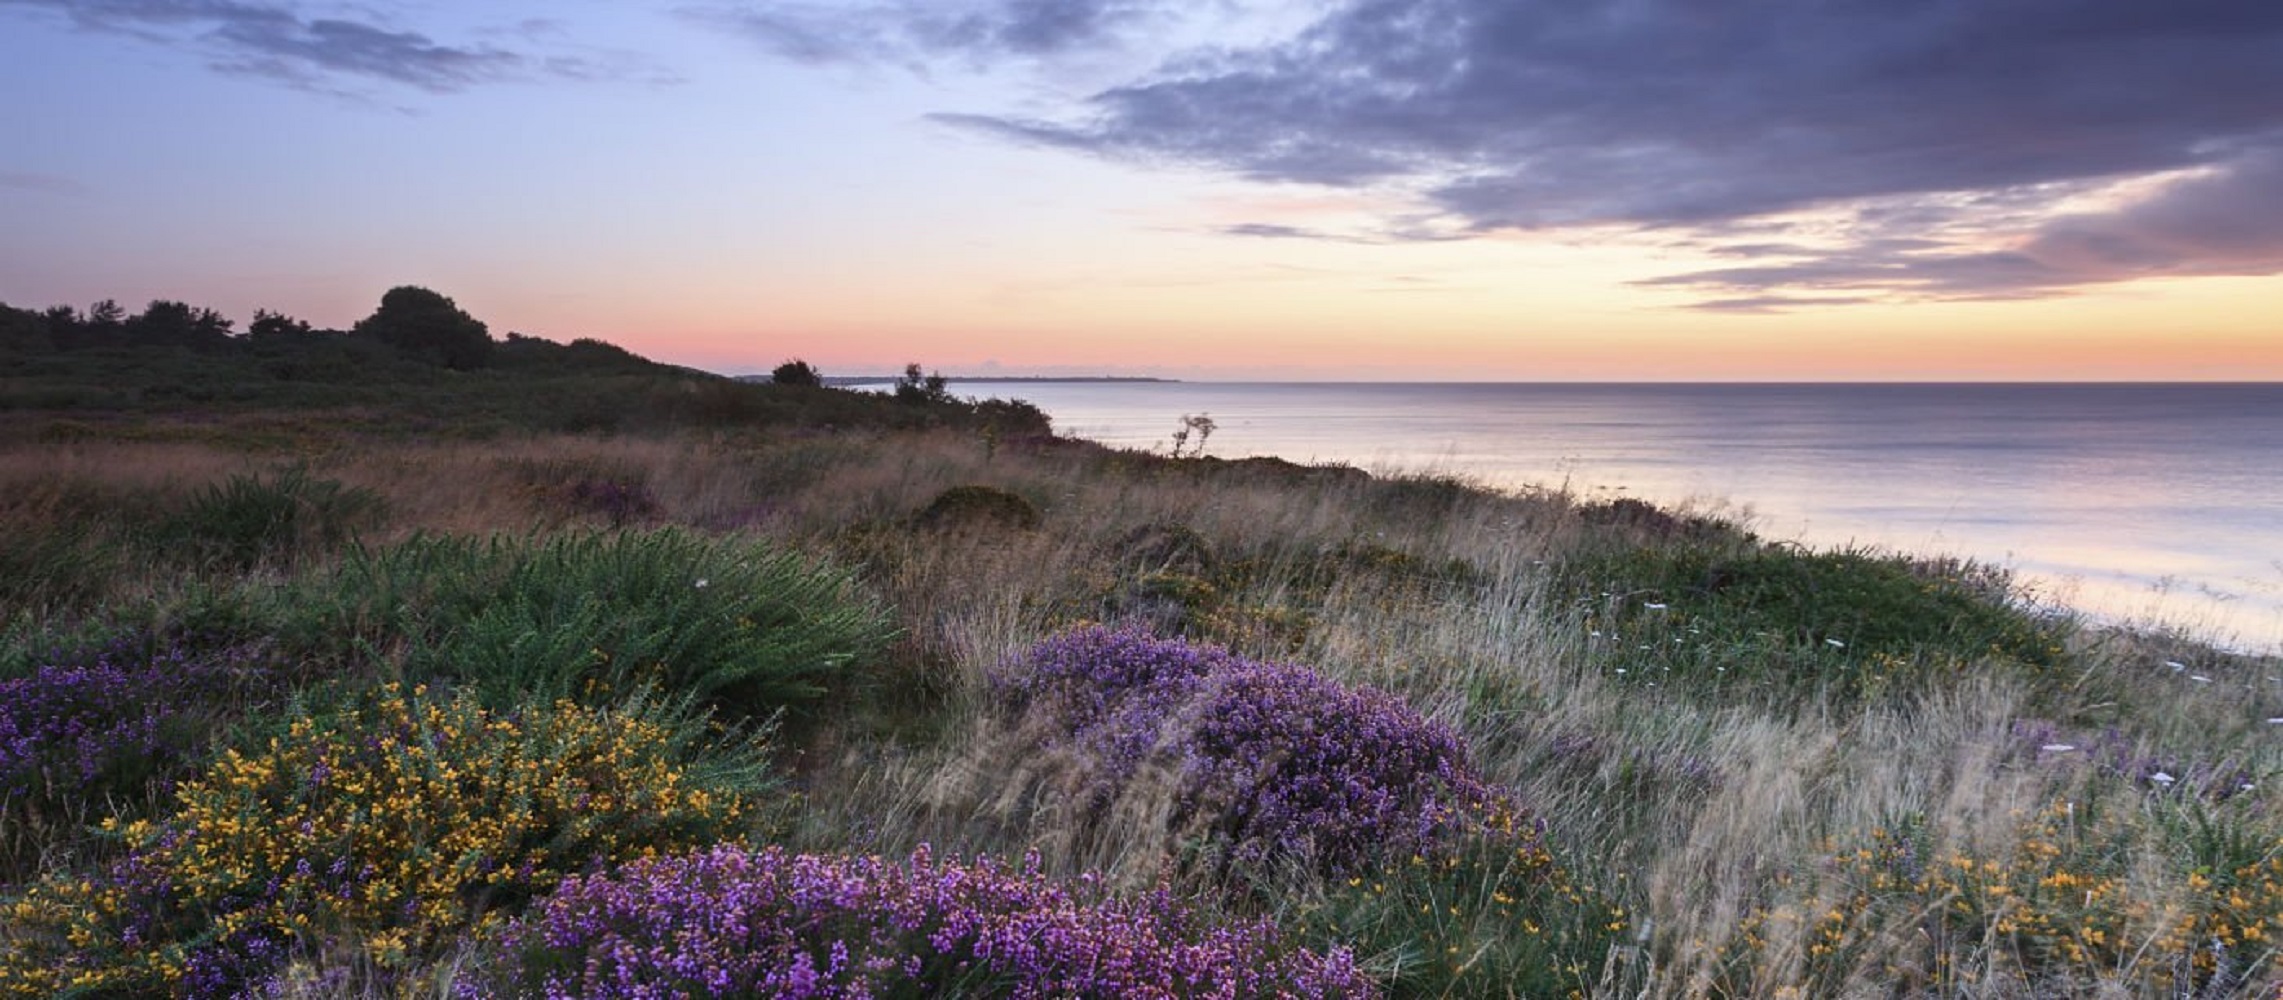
xmin=2 ymin=0 xmax=2279 ymax=381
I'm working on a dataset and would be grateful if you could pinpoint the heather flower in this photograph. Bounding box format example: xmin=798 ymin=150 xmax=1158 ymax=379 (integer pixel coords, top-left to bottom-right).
xmin=486 ymin=843 xmax=1379 ymax=998
xmin=0 ymin=640 xmax=268 ymax=808
xmin=997 ymin=625 xmax=1510 ymax=875
xmin=0 ymin=637 xmax=282 ymax=886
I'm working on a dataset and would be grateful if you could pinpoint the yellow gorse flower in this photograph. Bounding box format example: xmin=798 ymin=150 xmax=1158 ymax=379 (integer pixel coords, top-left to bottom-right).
xmin=0 ymin=684 xmax=767 ymax=995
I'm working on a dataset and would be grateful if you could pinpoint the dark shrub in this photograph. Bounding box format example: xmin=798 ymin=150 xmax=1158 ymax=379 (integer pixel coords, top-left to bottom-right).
xmin=770 ymin=359 xmax=823 ymax=387
xmin=913 ymin=484 xmax=1040 ymax=531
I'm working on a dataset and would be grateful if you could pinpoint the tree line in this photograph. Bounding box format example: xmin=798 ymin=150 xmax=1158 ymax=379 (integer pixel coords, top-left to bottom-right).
xmin=1 ymin=285 xmax=498 ymax=370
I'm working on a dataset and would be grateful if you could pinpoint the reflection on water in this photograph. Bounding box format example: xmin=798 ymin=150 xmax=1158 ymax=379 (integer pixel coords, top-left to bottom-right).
xmin=987 ymin=382 xmax=2283 ymax=652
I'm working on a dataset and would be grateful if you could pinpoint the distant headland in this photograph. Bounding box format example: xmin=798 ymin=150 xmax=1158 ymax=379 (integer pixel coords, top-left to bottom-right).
xmin=738 ymin=375 xmax=1180 ymax=387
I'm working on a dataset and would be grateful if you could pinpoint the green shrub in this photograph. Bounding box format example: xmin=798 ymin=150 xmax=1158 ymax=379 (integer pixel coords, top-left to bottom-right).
xmin=1563 ymin=543 xmax=2066 ymax=705
xmin=152 ymin=467 xmax=384 ymax=571
xmin=337 ymin=529 xmax=893 ymax=713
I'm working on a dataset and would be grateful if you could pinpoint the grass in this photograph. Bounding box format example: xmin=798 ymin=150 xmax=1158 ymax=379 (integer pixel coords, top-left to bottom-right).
xmin=1 ymin=390 xmax=2278 ymax=996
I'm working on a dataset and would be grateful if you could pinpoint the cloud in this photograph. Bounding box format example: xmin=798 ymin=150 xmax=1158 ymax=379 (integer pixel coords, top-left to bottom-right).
xmin=692 ymin=0 xmax=1159 ymax=66
xmin=2017 ymin=147 xmax=2283 ymax=283
xmin=0 ymin=170 xmax=89 ymax=196
xmin=1644 ymin=147 xmax=2283 ymax=300
xmin=0 ymin=0 xmax=648 ymax=93
xmin=936 ymin=0 xmax=2283 ymax=301
xmin=1221 ymin=222 xmax=1330 ymax=240
xmin=1680 ymin=295 xmax=1880 ymax=315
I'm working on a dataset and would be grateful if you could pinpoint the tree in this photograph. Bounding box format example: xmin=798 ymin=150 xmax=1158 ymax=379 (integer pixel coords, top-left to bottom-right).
xmin=0 ymin=303 xmax=52 ymax=355
xmin=248 ymin=309 xmax=314 ymax=342
xmin=128 ymin=300 xmax=233 ymax=349
xmin=1169 ymin=413 xmax=1217 ymax=458
xmin=771 ymin=359 xmax=823 ymax=387
xmin=354 ymin=286 xmax=493 ymax=369
xmin=894 ymin=362 xmax=951 ymax=405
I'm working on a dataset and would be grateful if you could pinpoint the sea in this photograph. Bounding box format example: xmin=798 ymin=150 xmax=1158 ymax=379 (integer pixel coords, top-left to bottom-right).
xmin=973 ymin=381 xmax=2283 ymax=653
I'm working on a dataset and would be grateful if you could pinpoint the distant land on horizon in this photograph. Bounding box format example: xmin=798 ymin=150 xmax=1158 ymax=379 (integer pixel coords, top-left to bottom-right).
xmin=734 ymin=375 xmax=1181 ymax=387
xmin=736 ymin=375 xmax=2280 ymax=388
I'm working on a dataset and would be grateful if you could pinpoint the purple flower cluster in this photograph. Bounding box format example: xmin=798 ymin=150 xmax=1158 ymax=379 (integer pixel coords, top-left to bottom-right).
xmin=998 ymin=625 xmax=1508 ymax=873
xmin=489 ymin=844 xmax=1378 ymax=998
xmin=0 ymin=640 xmax=262 ymax=807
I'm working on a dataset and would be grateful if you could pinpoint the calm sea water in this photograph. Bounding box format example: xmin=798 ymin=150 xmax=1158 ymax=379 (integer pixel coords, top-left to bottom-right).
xmin=981 ymin=382 xmax=2283 ymax=652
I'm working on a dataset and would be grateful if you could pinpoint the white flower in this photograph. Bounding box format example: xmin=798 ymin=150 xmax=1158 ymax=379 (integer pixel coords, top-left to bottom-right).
xmin=694 ymin=578 xmax=710 ymax=589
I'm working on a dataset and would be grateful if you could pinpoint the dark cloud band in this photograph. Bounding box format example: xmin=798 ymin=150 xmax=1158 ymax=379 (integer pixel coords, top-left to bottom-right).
xmin=0 ymin=0 xmax=645 ymax=93
xmin=689 ymin=0 xmax=1155 ymax=66
xmin=921 ymin=0 xmax=2283 ymax=304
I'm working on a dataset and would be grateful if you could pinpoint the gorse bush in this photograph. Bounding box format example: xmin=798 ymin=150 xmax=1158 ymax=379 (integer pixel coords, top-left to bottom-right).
xmin=0 ymin=684 xmax=776 ymax=997
xmin=304 ymin=528 xmax=891 ymax=713
xmin=998 ymin=626 xmax=1507 ymax=876
xmin=487 ymin=843 xmax=1380 ymax=999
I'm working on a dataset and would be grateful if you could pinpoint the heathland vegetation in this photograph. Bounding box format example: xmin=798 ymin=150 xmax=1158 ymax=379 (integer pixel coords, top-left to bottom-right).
xmin=2 ymin=290 xmax=2280 ymax=997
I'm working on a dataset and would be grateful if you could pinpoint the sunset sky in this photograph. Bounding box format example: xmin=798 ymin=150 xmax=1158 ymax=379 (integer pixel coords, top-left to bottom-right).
xmin=4 ymin=0 xmax=2279 ymax=380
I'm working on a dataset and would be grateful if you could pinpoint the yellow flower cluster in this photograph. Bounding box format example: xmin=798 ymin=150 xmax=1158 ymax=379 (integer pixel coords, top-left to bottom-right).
xmin=1720 ymin=803 xmax=2283 ymax=994
xmin=0 ymin=684 xmax=759 ymax=995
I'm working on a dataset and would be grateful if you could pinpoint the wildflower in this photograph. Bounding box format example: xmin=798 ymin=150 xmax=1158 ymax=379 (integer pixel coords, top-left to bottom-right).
xmin=996 ymin=625 xmax=1513 ymax=875
xmin=492 ymin=845 xmax=1379 ymax=998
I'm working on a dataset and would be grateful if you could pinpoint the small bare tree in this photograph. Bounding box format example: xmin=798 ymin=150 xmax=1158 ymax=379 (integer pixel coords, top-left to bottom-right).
xmin=1168 ymin=413 xmax=1217 ymax=458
